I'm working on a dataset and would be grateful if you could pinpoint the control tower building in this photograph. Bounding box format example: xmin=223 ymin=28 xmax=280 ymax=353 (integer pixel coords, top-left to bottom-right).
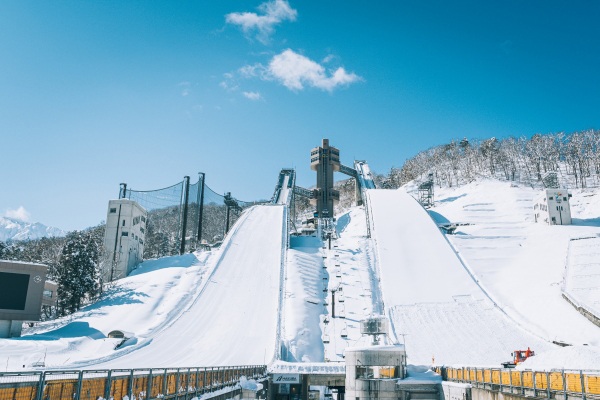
xmin=310 ymin=139 xmax=340 ymax=217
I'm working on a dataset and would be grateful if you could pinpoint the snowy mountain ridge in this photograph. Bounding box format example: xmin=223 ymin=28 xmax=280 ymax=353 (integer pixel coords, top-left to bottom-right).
xmin=0 ymin=216 xmax=66 ymax=242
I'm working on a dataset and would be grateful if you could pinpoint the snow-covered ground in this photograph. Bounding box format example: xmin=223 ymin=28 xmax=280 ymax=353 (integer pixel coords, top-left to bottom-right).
xmin=2 ymin=175 xmax=599 ymax=372
xmin=564 ymin=236 xmax=600 ymax=318
xmin=283 ymin=207 xmax=383 ymax=363
xmin=88 ymin=205 xmax=286 ymax=368
xmin=0 ymin=217 xmax=65 ymax=241
xmin=1 ymin=252 xmax=213 ymax=370
xmin=367 ymin=189 xmax=552 ymax=367
xmin=0 ymin=205 xmax=286 ymax=370
xmin=414 ymin=180 xmax=600 ymax=347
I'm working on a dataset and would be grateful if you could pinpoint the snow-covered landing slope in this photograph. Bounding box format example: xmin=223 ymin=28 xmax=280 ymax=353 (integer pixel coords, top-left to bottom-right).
xmin=87 ymin=205 xmax=286 ymax=368
xmin=422 ymin=180 xmax=600 ymax=346
xmin=367 ymin=189 xmax=551 ymax=366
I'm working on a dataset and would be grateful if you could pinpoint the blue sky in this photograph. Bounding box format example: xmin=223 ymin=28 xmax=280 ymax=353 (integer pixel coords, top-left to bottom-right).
xmin=1 ymin=1 xmax=598 ymax=231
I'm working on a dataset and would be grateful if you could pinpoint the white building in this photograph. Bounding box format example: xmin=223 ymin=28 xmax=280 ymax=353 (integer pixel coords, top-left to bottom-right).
xmin=533 ymin=189 xmax=572 ymax=225
xmin=103 ymin=199 xmax=147 ymax=282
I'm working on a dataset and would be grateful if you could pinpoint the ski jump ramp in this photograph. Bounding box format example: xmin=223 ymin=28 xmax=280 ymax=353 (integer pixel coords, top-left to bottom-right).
xmin=366 ymin=190 xmax=551 ymax=365
xmin=89 ymin=205 xmax=286 ymax=369
xmin=367 ymin=190 xmax=484 ymax=305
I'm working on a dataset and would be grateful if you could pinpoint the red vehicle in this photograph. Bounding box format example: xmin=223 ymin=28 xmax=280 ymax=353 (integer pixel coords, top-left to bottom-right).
xmin=501 ymin=348 xmax=535 ymax=368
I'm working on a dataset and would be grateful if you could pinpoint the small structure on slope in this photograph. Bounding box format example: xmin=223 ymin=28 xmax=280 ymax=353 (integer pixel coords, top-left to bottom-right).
xmin=418 ymin=173 xmax=434 ymax=208
xmin=533 ymin=189 xmax=572 ymax=225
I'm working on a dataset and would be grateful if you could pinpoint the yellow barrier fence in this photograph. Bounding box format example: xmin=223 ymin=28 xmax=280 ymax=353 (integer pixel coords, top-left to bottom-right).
xmin=439 ymin=367 xmax=600 ymax=397
xmin=0 ymin=366 xmax=267 ymax=400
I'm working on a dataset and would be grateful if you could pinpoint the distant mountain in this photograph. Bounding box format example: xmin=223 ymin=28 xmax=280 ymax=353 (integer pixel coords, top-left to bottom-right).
xmin=0 ymin=217 xmax=66 ymax=242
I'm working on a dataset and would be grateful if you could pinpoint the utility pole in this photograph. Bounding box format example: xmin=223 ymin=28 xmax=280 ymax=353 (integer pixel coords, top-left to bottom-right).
xmin=196 ymin=172 xmax=205 ymax=243
xmin=180 ymin=176 xmax=190 ymax=255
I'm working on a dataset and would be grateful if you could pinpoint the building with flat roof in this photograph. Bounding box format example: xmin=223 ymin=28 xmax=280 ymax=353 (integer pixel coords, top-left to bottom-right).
xmin=533 ymin=189 xmax=572 ymax=225
xmin=0 ymin=260 xmax=48 ymax=338
xmin=103 ymin=199 xmax=147 ymax=282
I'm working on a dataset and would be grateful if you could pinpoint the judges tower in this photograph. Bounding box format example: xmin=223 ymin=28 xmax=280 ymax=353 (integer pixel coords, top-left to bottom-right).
xmin=310 ymin=139 xmax=340 ymax=217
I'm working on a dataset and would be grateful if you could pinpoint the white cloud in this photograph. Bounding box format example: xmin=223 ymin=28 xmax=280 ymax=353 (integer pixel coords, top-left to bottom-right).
xmin=239 ymin=63 xmax=266 ymax=78
xmin=178 ymin=82 xmax=191 ymax=96
xmin=220 ymin=80 xmax=239 ymax=91
xmin=267 ymin=49 xmax=361 ymax=91
xmin=243 ymin=91 xmax=262 ymax=100
xmin=5 ymin=206 xmax=30 ymax=222
xmin=226 ymin=0 xmax=297 ymax=44
xmin=322 ymin=54 xmax=335 ymax=63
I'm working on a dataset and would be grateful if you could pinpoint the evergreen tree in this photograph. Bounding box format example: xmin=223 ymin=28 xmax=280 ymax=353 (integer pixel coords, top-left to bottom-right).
xmin=56 ymin=231 xmax=100 ymax=315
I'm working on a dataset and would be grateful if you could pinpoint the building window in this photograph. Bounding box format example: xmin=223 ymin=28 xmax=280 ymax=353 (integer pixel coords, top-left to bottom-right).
xmin=43 ymin=289 xmax=53 ymax=298
xmin=139 ymin=239 xmax=143 ymax=245
xmin=140 ymin=227 xmax=144 ymax=234
xmin=122 ymin=231 xmax=128 ymax=236
xmin=355 ymin=366 xmax=399 ymax=379
xmin=549 ymin=196 xmax=554 ymax=200
xmin=563 ymin=197 xmax=567 ymax=201
xmin=110 ymin=208 xmax=117 ymax=213
xmin=122 ymin=220 xmax=126 ymax=226
xmin=142 ymin=216 xmax=146 ymax=223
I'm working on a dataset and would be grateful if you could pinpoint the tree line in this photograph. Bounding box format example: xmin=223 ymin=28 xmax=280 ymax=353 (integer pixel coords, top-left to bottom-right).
xmin=0 ymin=224 xmax=104 ymax=318
xmin=378 ymin=129 xmax=600 ymax=190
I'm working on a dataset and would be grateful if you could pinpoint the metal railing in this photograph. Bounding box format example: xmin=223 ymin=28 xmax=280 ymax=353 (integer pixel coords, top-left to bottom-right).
xmin=0 ymin=365 xmax=267 ymax=400
xmin=437 ymin=366 xmax=600 ymax=399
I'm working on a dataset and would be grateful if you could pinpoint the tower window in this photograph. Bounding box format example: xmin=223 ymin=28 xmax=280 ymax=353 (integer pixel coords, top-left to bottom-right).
xmin=110 ymin=208 xmax=117 ymax=213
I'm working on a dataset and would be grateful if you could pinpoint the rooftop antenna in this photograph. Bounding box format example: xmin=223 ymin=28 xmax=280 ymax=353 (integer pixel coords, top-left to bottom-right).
xmin=360 ymin=315 xmax=389 ymax=346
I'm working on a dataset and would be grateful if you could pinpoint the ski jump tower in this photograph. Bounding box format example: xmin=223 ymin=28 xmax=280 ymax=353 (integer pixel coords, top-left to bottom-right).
xmin=310 ymin=139 xmax=341 ymax=218
xmin=291 ymin=139 xmax=369 ymax=219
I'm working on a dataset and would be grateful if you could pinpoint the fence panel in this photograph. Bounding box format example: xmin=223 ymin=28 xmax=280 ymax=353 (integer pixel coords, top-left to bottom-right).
xmin=534 ymin=372 xmax=547 ymax=389
xmin=80 ymin=372 xmax=108 ymax=400
xmin=549 ymin=372 xmax=564 ymax=391
xmin=522 ymin=371 xmax=533 ymax=388
xmin=44 ymin=372 xmax=82 ymax=400
xmin=511 ymin=371 xmax=521 ymax=387
xmin=0 ymin=373 xmax=40 ymax=400
xmin=587 ymin=374 xmax=600 ymax=395
xmin=491 ymin=370 xmax=500 ymax=384
xmin=566 ymin=372 xmax=582 ymax=392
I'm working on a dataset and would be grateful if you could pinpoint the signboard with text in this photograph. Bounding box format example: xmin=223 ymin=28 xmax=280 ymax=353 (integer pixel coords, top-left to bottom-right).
xmin=273 ymin=374 xmax=300 ymax=384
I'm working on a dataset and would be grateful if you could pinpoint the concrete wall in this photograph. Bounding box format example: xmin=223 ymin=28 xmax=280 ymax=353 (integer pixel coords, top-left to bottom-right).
xmin=562 ymin=292 xmax=600 ymax=328
xmin=0 ymin=319 xmax=23 ymax=338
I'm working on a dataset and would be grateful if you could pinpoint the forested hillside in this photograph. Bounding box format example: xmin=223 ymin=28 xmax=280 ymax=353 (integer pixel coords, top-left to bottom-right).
xmin=381 ymin=129 xmax=600 ymax=190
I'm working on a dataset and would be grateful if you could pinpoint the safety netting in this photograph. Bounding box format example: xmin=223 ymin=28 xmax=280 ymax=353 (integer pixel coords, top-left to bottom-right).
xmin=121 ymin=175 xmax=257 ymax=259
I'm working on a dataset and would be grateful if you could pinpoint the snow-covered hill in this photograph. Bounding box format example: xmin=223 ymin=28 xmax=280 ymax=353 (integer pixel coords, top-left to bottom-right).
xmin=0 ymin=217 xmax=65 ymax=241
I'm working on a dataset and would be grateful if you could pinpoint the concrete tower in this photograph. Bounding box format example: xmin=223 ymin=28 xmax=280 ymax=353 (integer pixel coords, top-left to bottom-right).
xmin=103 ymin=199 xmax=147 ymax=282
xmin=310 ymin=139 xmax=340 ymax=217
